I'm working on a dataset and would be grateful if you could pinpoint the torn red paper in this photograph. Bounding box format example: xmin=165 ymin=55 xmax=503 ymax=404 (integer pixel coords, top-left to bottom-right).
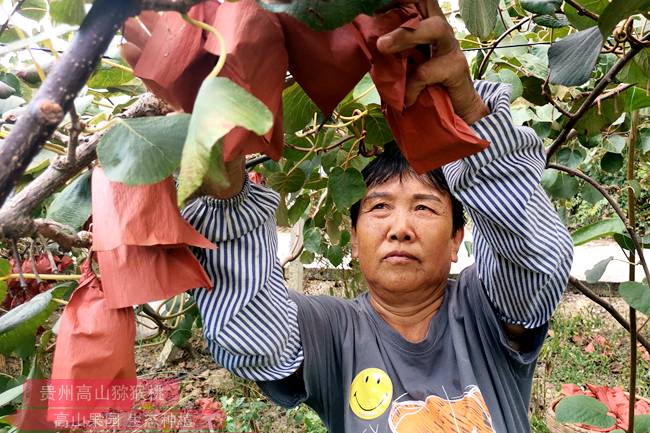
xmin=128 ymin=0 xmax=488 ymax=172
xmin=92 ymin=168 xmax=214 ymax=309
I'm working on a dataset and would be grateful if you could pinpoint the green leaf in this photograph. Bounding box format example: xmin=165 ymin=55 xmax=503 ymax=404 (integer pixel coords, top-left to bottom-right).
xmin=0 ymin=290 xmax=55 ymax=356
xmin=581 ymin=183 xmax=604 ymax=204
xmin=300 ymin=250 xmax=315 ymax=264
xmin=169 ymin=304 xmax=198 ymax=347
xmin=0 ymin=384 xmax=22 ymax=408
xmin=521 ymin=76 xmax=548 ymax=105
xmin=46 ymin=170 xmax=91 ymax=230
xmin=288 ymin=195 xmax=310 ymax=225
xmin=556 ymin=148 xmax=585 ymax=168
xmin=497 ymin=69 xmax=523 ymax=101
xmin=259 ymin=0 xmax=391 ymax=31
xmin=15 ymin=0 xmax=47 ymax=21
xmin=585 ymin=256 xmax=613 ymax=283
xmin=0 ymin=82 xmax=15 ymax=99
xmin=599 ymin=0 xmax=650 ymax=37
xmin=614 ymin=233 xmax=650 ymax=252
xmin=365 ymin=108 xmax=394 ymax=146
xmin=571 ymin=218 xmax=626 ymax=246
xmin=564 ymin=0 xmax=608 ymax=30
xmin=0 ymin=72 xmax=21 ymax=98
xmin=545 ymin=172 xmax=579 ymax=200
xmin=283 ymin=83 xmax=318 ymax=134
xmin=548 ymin=27 xmax=603 ymax=86
xmin=533 ymin=13 xmax=569 ymax=28
xmin=605 ymin=135 xmax=626 ymax=153
xmin=459 ymin=0 xmax=500 ymax=38
xmin=578 ymin=134 xmax=603 ymax=149
xmin=600 ymin=152 xmax=624 ymax=173
xmin=555 ymin=395 xmax=616 ymax=429
xmin=619 ymin=282 xmax=650 ymax=315
xmin=638 ymin=129 xmax=650 ymax=154
xmin=635 ymin=415 xmax=650 ymax=433
xmin=303 ymin=227 xmax=321 ymax=253
xmin=521 ymin=0 xmax=562 ymax=15
xmin=0 ymin=258 xmax=8 ymax=306
xmin=574 ymin=96 xmax=624 ymax=136
xmin=328 ymin=167 xmax=366 ymax=211
xmin=268 ymin=170 xmax=307 ymax=195
xmin=178 ymin=77 xmax=273 ymax=206
xmin=97 ymin=114 xmax=190 ymax=185
xmin=622 ymin=86 xmax=650 ymax=112
xmin=327 ymin=245 xmax=344 ymax=267
xmin=49 ymin=0 xmax=86 ymax=25
xmin=87 ymin=66 xmax=135 ymax=89
xmin=352 ymin=74 xmax=380 ymax=106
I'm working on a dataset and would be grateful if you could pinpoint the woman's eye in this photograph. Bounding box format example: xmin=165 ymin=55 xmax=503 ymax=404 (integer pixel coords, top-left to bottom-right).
xmin=415 ymin=205 xmax=431 ymax=211
xmin=371 ymin=203 xmax=387 ymax=210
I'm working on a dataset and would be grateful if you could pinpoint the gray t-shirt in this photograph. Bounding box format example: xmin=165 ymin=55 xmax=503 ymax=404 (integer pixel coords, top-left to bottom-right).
xmin=258 ymin=265 xmax=547 ymax=433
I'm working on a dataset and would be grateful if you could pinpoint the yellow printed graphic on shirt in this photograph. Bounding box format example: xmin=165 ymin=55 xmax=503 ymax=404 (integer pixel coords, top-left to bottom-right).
xmin=388 ymin=386 xmax=495 ymax=433
xmin=349 ymin=368 xmax=394 ymax=420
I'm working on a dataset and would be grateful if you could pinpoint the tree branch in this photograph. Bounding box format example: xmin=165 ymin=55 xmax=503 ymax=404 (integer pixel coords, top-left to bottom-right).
xmin=33 ymin=219 xmax=92 ymax=250
xmin=137 ymin=0 xmax=208 ymax=11
xmin=546 ymin=35 xmax=649 ymax=159
xmin=569 ymin=277 xmax=650 ymax=353
xmin=0 ymin=0 xmax=27 ymax=40
xmin=563 ymin=0 xmax=599 ymax=21
xmin=0 ymin=93 xmax=172 ymax=241
xmin=548 ymin=163 xmax=650 ymax=286
xmin=0 ymin=0 xmax=140 ymax=208
xmin=476 ymin=17 xmax=531 ymax=79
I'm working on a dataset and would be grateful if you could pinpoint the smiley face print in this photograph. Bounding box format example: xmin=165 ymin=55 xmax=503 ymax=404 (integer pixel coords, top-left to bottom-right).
xmin=349 ymin=368 xmax=394 ymax=420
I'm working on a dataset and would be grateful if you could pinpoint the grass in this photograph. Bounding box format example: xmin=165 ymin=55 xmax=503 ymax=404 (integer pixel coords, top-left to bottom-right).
xmin=531 ymin=300 xmax=650 ymax=433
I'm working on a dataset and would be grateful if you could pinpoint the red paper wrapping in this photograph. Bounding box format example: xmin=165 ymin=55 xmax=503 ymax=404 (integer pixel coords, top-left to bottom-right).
xmin=49 ymin=259 xmax=136 ymax=421
xmin=128 ymin=0 xmax=489 ymax=172
xmin=92 ymin=168 xmax=214 ymax=309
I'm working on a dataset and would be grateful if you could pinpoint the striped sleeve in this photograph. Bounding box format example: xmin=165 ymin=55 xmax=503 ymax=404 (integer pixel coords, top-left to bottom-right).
xmin=181 ymin=178 xmax=304 ymax=381
xmin=442 ymin=80 xmax=574 ymax=329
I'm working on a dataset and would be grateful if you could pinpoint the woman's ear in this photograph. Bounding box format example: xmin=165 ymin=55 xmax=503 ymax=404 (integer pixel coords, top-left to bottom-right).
xmin=450 ymin=227 xmax=464 ymax=263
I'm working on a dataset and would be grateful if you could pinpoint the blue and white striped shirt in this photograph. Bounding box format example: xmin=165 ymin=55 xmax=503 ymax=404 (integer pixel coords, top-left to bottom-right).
xmin=182 ymin=81 xmax=574 ymax=382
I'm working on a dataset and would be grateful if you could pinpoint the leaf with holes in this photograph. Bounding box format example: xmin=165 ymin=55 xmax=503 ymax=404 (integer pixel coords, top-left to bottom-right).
xmin=521 ymin=0 xmax=562 ymax=15
xmin=572 ymin=218 xmax=626 ymax=246
xmin=555 ymin=395 xmax=616 ymax=429
xmin=548 ymin=27 xmax=603 ymax=86
xmin=46 ymin=170 xmax=91 ymax=230
xmin=178 ymin=77 xmax=273 ymax=206
xmin=98 ymin=114 xmax=190 ymax=185
xmin=459 ymin=0 xmax=500 ymax=38
xmin=599 ymin=0 xmax=650 ymax=37
xmin=585 ymin=256 xmax=614 ymax=283
xmin=328 ymin=167 xmax=366 ymax=212
xmin=258 ymin=0 xmax=392 ymax=31
xmin=619 ymin=282 xmax=650 ymax=316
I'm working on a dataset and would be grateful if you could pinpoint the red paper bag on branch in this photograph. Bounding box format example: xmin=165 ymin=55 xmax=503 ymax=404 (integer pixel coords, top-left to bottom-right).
xmin=49 ymin=258 xmax=136 ymax=422
xmin=128 ymin=0 xmax=489 ymax=171
xmin=92 ymin=168 xmax=214 ymax=309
